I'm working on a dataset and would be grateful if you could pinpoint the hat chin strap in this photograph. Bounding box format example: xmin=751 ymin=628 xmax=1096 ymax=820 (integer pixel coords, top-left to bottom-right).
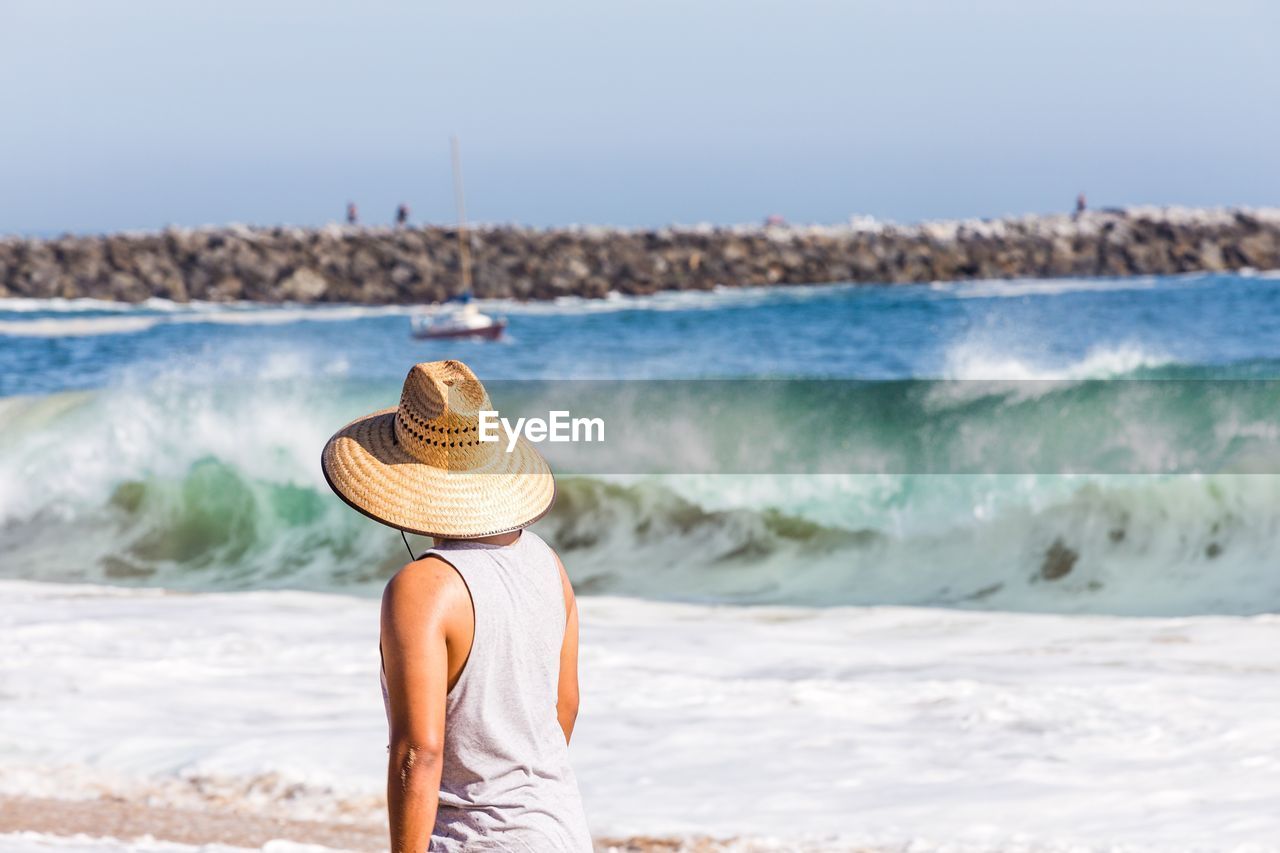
xmin=401 ymin=529 xmax=417 ymax=561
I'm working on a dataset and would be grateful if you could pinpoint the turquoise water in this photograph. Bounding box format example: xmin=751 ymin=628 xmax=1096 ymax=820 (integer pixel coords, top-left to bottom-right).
xmin=2 ymin=272 xmax=1279 ymax=614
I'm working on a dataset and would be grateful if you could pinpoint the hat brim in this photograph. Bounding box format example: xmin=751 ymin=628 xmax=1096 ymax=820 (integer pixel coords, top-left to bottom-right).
xmin=321 ymin=407 xmax=556 ymax=539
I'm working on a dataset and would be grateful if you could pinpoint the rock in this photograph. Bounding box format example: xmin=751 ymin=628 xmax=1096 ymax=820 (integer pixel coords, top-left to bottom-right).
xmin=277 ymin=268 xmax=329 ymax=301
xmin=107 ymin=271 xmax=149 ymax=302
xmin=565 ymin=256 xmax=591 ymax=279
xmin=389 ymin=264 xmax=417 ymax=287
xmin=2 ymin=208 xmax=1279 ymax=304
xmin=207 ymin=276 xmax=244 ymax=302
xmin=1040 ymin=538 xmax=1078 ymax=581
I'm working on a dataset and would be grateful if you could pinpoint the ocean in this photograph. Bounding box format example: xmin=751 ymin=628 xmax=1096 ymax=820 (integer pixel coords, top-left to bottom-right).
xmin=2 ymin=272 xmax=1279 ymax=851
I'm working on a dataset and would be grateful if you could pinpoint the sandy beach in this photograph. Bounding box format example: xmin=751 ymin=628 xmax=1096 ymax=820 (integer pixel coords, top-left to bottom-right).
xmin=0 ymin=796 xmax=705 ymax=852
xmin=0 ymin=796 xmax=853 ymax=852
xmin=0 ymin=794 xmax=381 ymax=850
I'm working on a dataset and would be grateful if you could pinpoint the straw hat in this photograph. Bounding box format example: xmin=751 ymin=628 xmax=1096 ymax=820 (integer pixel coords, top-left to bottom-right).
xmin=321 ymin=360 xmax=555 ymax=538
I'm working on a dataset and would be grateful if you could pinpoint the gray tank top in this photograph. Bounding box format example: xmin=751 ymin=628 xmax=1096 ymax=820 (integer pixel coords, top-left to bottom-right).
xmin=381 ymin=530 xmax=592 ymax=852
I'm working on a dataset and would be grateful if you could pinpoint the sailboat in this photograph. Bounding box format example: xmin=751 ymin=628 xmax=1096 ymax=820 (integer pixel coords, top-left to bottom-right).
xmin=411 ymin=136 xmax=507 ymax=341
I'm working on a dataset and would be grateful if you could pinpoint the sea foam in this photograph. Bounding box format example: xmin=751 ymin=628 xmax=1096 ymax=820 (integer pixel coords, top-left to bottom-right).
xmin=2 ymin=580 xmax=1277 ymax=851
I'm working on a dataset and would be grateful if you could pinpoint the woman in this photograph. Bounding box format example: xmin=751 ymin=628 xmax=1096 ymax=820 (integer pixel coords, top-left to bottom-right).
xmin=321 ymin=359 xmax=592 ymax=852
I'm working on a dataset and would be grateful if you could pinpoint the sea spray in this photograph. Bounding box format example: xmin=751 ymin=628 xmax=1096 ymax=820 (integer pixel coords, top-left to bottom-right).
xmin=3 ymin=378 xmax=1280 ymax=614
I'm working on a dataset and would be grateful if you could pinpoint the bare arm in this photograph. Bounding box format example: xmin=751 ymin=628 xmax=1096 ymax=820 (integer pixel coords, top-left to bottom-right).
xmin=381 ymin=559 xmax=458 ymax=853
xmin=553 ymin=551 xmax=580 ymax=744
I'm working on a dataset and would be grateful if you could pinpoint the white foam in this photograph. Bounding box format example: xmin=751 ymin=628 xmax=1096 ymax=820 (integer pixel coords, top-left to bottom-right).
xmin=0 ymin=304 xmax=415 ymax=338
xmin=0 ymin=297 xmax=170 ymax=313
xmin=0 ymin=296 xmax=273 ymax=314
xmin=186 ymin=305 xmax=411 ymax=326
xmin=1 ymin=580 xmax=1277 ymax=851
xmin=0 ymin=281 xmax=875 ymax=337
xmin=0 ymin=316 xmax=165 ymax=337
xmin=472 ymin=282 xmax=863 ymax=317
xmin=942 ymin=341 xmax=1172 ymax=381
xmin=929 ymin=276 xmax=1167 ymax=300
xmin=0 ymin=833 xmax=338 ymax=853
xmin=0 ymin=289 xmax=806 ymax=337
xmin=0 ymin=296 xmax=383 ymax=315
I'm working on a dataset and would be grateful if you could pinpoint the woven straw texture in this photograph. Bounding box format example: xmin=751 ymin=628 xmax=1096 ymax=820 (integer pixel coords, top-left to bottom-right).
xmin=321 ymin=360 xmax=555 ymax=538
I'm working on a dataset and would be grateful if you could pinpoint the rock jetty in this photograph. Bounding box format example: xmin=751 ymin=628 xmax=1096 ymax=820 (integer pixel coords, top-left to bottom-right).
xmin=2 ymin=207 xmax=1278 ymax=304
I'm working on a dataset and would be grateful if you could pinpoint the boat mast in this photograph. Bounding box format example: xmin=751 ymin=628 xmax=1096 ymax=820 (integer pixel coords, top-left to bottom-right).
xmin=451 ymin=135 xmax=472 ymax=294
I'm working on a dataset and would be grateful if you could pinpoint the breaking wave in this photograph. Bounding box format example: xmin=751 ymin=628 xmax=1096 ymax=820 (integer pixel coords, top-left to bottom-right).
xmin=2 ymin=372 xmax=1279 ymax=615
xmin=942 ymin=342 xmax=1173 ymax=380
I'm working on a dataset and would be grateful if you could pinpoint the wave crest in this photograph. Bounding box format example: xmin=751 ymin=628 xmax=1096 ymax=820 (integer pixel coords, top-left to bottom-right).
xmin=2 ymin=379 xmax=1279 ymax=615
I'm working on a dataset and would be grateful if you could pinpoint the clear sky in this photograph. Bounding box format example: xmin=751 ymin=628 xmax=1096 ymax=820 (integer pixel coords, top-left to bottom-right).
xmin=2 ymin=0 xmax=1277 ymax=234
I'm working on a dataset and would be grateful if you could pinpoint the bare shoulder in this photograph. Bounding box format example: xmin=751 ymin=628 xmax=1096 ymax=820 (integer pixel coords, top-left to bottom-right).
xmin=382 ymin=555 xmax=468 ymax=625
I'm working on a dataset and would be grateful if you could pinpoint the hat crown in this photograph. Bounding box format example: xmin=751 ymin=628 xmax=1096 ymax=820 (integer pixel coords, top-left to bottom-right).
xmin=394 ymin=360 xmax=496 ymax=471
xmin=321 ymin=357 xmax=555 ymax=538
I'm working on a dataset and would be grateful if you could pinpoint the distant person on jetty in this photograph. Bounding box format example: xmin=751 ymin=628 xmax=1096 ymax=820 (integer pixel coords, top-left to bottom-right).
xmin=321 ymin=360 xmax=592 ymax=853
xmin=1076 ymin=193 xmax=1087 ymax=217
xmin=347 ymin=202 xmax=359 ymax=226
xmin=396 ymin=203 xmax=410 ymax=227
